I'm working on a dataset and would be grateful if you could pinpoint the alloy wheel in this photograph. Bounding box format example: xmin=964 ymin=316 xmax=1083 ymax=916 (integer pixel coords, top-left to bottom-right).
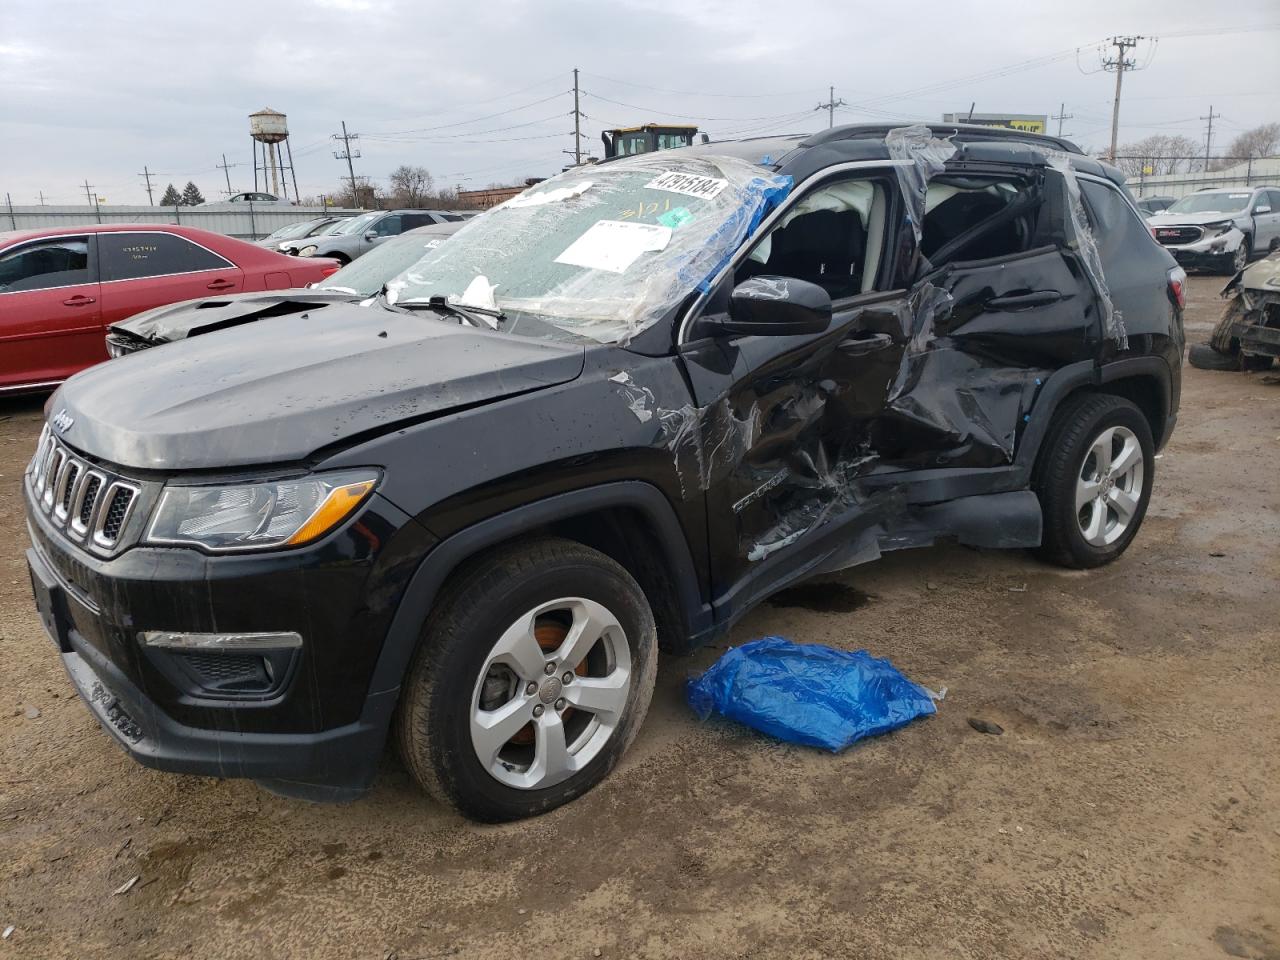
xmin=1075 ymin=425 xmax=1145 ymax=547
xmin=468 ymin=597 xmax=631 ymax=790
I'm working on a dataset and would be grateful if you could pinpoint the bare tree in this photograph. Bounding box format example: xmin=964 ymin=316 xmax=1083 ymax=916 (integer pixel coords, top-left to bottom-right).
xmin=1224 ymin=122 xmax=1280 ymax=160
xmin=388 ymin=165 xmax=434 ymax=207
xmin=1114 ymin=135 xmax=1202 ymax=176
xmin=331 ymin=177 xmax=382 ymax=209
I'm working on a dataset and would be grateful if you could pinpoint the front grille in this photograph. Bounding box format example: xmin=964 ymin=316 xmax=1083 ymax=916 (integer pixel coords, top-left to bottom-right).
xmin=1153 ymin=226 xmax=1202 ymax=245
xmin=27 ymin=427 xmax=142 ymax=552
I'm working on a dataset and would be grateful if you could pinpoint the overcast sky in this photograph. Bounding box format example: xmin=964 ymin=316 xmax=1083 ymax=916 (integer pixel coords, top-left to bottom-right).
xmin=2 ymin=0 xmax=1277 ymax=206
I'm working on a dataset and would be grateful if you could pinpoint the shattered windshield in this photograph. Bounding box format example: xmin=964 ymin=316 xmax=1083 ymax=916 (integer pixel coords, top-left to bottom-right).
xmin=1166 ymin=192 xmax=1251 ymax=215
xmin=387 ymin=154 xmax=791 ymax=343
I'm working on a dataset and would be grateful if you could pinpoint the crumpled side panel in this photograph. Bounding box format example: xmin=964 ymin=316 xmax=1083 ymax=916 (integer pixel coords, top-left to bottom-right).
xmin=1046 ymin=153 xmax=1128 ymax=348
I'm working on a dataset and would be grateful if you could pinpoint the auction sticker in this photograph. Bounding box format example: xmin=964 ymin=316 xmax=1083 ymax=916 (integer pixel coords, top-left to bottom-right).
xmin=554 ymin=220 xmax=672 ymax=274
xmin=646 ymin=171 xmax=728 ymax=201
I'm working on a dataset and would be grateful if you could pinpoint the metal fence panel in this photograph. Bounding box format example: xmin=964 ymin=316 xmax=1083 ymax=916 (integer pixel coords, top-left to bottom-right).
xmin=1 ymin=204 xmax=367 ymax=240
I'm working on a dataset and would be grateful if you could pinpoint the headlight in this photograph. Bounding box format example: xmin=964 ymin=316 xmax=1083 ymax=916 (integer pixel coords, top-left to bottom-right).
xmin=298 ymin=244 xmax=319 ymax=256
xmin=1203 ymin=220 xmax=1235 ymax=235
xmin=146 ymin=470 xmax=378 ymax=552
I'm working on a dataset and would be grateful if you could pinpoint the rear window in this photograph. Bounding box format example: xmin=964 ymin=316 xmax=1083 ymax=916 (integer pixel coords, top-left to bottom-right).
xmin=1079 ymin=180 xmax=1158 ymax=270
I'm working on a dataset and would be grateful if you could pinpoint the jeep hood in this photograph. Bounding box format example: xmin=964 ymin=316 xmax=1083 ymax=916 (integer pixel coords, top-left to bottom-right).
xmin=54 ymin=303 xmax=585 ymax=471
xmin=1242 ymin=250 xmax=1280 ymax=290
xmin=112 ymin=290 xmax=359 ymax=344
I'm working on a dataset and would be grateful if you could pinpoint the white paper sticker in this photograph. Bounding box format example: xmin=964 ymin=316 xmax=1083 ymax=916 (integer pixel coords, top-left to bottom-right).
xmin=645 ymin=170 xmax=728 ymax=201
xmin=554 ymin=220 xmax=672 ymax=274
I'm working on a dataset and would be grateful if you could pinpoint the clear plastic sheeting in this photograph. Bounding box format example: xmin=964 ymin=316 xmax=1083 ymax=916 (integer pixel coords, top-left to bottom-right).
xmin=687 ymin=637 xmax=939 ymax=752
xmin=609 ymin=372 xmax=655 ymax=424
xmin=388 ymin=154 xmax=792 ymax=344
xmin=885 ymin=124 xmax=956 ymax=245
xmin=1046 ymin=153 xmax=1128 ymax=348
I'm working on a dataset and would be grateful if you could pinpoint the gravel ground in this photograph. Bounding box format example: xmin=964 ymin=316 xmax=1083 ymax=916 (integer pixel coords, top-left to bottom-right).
xmin=0 ymin=274 xmax=1277 ymax=960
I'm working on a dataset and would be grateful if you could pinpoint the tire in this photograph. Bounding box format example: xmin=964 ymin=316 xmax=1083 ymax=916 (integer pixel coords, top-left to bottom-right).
xmin=1222 ymin=235 xmax=1250 ymax=274
xmin=1188 ymin=342 xmax=1242 ymax=371
xmin=1209 ymin=298 xmax=1243 ymax=355
xmin=1032 ymin=393 xmax=1155 ymax=569
xmin=396 ymin=537 xmax=658 ymax=822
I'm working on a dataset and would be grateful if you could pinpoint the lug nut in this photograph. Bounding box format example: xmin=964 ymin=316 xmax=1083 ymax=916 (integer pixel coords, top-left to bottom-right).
xmin=526 ymin=682 xmax=538 ymax=695
xmin=554 ymin=698 xmax=566 ymax=711
xmin=532 ymin=705 xmax=545 ymax=718
xmin=544 ymin=662 xmax=557 ymax=675
xmin=562 ymin=672 xmax=573 ymax=684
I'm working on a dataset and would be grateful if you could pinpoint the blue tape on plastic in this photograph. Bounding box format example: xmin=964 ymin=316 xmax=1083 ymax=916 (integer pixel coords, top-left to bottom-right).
xmin=687 ymin=636 xmax=937 ymax=752
xmin=684 ymin=173 xmax=792 ymax=294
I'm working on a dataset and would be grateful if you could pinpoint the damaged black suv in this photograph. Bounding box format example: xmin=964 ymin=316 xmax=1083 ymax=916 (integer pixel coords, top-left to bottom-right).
xmin=25 ymin=124 xmax=1184 ymax=821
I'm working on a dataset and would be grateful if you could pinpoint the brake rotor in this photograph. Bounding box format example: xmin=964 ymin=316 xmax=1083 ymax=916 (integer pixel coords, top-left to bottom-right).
xmin=508 ymin=617 xmax=587 ymax=746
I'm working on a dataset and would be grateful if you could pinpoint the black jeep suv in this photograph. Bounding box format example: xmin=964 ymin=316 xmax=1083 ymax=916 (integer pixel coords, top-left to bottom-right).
xmin=24 ymin=124 xmax=1184 ymax=821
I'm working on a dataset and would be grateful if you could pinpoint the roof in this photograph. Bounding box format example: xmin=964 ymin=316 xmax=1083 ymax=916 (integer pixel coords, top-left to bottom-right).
xmin=0 ymin=223 xmax=229 ymax=246
xmin=802 ymin=122 xmax=1084 ymax=155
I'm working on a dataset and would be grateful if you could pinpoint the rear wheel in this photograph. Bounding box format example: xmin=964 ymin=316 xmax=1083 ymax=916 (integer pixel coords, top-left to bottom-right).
xmin=396 ymin=538 xmax=657 ymax=822
xmin=1188 ymin=342 xmax=1242 ymax=371
xmin=1033 ymin=394 xmax=1154 ymax=569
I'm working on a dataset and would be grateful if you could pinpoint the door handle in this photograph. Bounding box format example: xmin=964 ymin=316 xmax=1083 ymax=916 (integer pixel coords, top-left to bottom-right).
xmin=62 ymin=295 xmax=96 ymax=306
xmin=206 ymin=279 xmax=235 ymax=290
xmin=837 ymin=332 xmax=894 ymax=356
xmin=986 ymin=290 xmax=1063 ymax=310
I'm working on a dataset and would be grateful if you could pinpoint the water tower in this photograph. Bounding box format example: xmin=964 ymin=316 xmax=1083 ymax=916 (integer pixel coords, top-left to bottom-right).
xmin=249 ymin=108 xmax=299 ymax=201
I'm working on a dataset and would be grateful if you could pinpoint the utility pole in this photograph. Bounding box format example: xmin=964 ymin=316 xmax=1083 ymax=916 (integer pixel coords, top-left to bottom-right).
xmin=37 ymin=191 xmax=47 ymax=206
xmin=332 ymin=121 xmax=360 ymax=205
xmin=216 ymin=154 xmax=238 ymax=197
xmin=1201 ymin=105 xmax=1219 ymax=168
xmin=815 ymin=85 xmax=847 ymax=129
xmin=1101 ymin=35 xmax=1145 ymax=163
xmin=138 ymin=165 xmax=156 ymax=206
xmin=83 ymin=180 xmax=101 ymax=222
xmin=572 ymin=67 xmax=583 ymax=166
xmin=1052 ymin=102 xmax=1073 ymax=138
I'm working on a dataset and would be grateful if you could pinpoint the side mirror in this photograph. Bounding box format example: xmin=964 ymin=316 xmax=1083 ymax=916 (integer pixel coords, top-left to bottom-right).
xmin=364 ymin=231 xmax=378 ymax=241
xmin=715 ymin=276 xmax=832 ymax=337
xmin=1254 ymin=205 xmax=1272 ymax=215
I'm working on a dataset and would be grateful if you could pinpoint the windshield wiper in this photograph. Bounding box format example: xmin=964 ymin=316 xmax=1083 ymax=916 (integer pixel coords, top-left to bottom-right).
xmin=399 ymin=295 xmax=505 ymax=330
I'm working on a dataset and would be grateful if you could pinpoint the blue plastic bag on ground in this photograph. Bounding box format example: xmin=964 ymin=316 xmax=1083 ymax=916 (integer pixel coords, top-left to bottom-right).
xmin=687 ymin=637 xmax=938 ymax=751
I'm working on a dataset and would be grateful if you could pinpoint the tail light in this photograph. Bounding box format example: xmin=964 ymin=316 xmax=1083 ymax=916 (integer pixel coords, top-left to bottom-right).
xmin=320 ymin=264 xmax=341 ymax=278
xmin=1167 ymin=266 xmax=1187 ymax=309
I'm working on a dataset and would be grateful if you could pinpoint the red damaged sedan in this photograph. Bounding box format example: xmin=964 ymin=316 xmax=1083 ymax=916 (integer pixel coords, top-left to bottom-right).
xmin=0 ymin=224 xmax=340 ymax=393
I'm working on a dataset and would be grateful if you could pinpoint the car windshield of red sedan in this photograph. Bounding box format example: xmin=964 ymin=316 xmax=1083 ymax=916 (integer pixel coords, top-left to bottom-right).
xmin=385 ymin=154 xmax=791 ymax=344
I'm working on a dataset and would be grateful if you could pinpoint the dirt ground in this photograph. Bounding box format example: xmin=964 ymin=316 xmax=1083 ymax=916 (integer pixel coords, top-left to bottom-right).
xmin=1 ymin=274 xmax=1277 ymax=960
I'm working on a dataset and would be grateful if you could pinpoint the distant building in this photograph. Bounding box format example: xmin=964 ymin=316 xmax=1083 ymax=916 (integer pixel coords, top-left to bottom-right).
xmin=457 ymin=178 xmax=546 ymax=209
xmin=942 ymin=112 xmax=1049 ymax=134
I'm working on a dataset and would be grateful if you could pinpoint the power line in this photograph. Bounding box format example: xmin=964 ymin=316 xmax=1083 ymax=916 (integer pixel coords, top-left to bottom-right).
xmin=332 ymin=121 xmax=360 ymax=201
xmin=1052 ymin=103 xmax=1073 ymax=137
xmin=366 ymin=91 xmax=569 ymax=137
xmin=1201 ymin=105 xmax=1220 ymax=166
xmin=1099 ymin=35 xmax=1152 ymax=162
xmin=577 ymin=70 xmax=816 ymax=99
xmin=216 ymin=154 xmax=238 ymax=197
xmin=137 ymin=165 xmax=157 ymax=206
xmin=815 ymin=86 xmax=847 ymax=129
xmin=581 ymin=91 xmax=814 ymax=124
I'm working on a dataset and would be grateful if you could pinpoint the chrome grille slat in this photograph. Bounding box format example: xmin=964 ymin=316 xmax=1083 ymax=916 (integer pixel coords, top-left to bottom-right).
xmin=27 ymin=433 xmax=143 ymax=552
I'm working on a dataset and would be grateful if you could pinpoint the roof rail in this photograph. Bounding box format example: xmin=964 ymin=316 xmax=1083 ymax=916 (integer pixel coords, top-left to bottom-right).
xmin=802 ymin=122 xmax=1084 ymax=156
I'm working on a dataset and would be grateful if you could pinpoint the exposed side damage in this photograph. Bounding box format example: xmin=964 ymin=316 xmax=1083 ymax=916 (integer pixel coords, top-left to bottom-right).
xmin=1193 ymin=252 xmax=1280 ymax=369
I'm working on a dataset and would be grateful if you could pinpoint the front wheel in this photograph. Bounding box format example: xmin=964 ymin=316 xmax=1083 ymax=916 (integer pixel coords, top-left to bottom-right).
xmin=1223 ymin=235 xmax=1250 ymax=274
xmin=396 ymin=538 xmax=657 ymax=822
xmin=1033 ymin=394 xmax=1155 ymax=569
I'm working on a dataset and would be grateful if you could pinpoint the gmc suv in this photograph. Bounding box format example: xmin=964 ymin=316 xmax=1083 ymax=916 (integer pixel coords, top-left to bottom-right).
xmin=24 ymin=124 xmax=1185 ymax=822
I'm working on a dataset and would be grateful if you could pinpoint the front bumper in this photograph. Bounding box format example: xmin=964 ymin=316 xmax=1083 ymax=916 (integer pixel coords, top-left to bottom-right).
xmin=1159 ymin=227 xmax=1243 ymax=269
xmin=24 ymin=485 xmax=432 ymax=800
